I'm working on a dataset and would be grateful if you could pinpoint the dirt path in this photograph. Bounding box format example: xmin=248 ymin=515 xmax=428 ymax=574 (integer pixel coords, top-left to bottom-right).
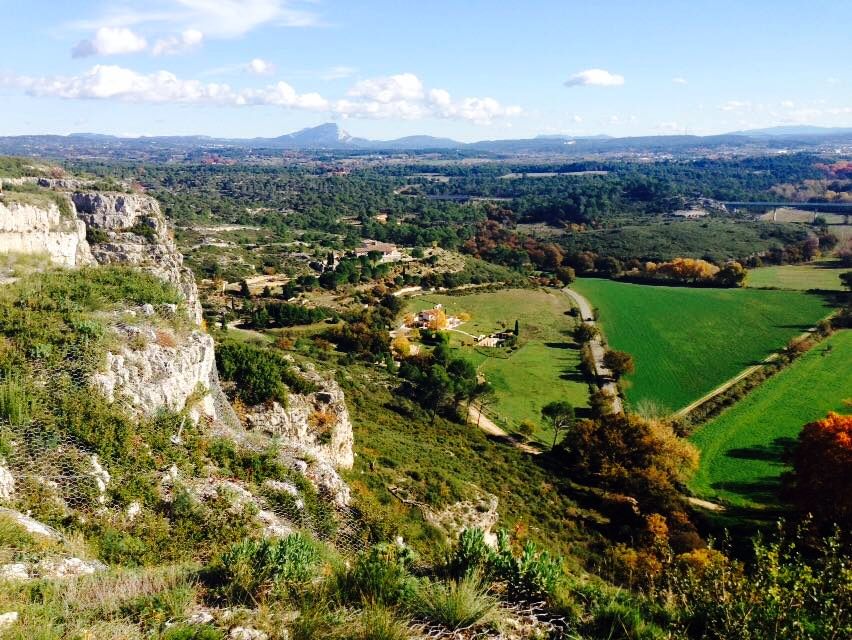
xmin=686 ymin=496 xmax=726 ymax=512
xmin=467 ymin=404 xmax=542 ymax=455
xmin=560 ymin=287 xmax=624 ymax=414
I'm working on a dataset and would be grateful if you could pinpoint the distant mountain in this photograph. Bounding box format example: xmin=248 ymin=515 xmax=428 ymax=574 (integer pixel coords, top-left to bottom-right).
xmin=1 ymin=122 xmax=851 ymax=158
xmin=270 ymin=123 xmax=361 ymax=147
xmin=366 ymin=135 xmax=462 ymax=150
xmin=734 ymin=125 xmax=852 ymax=137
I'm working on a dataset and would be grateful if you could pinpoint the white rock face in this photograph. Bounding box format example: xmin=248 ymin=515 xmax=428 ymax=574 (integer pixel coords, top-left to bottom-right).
xmin=0 ymin=507 xmax=60 ymax=540
xmin=229 ymin=627 xmax=268 ymax=640
xmin=0 ymin=200 xmax=93 ymax=267
xmin=37 ymin=557 xmax=106 ymax=579
xmin=0 ymin=465 xmax=14 ymax=501
xmin=0 ymin=564 xmax=29 ymax=581
xmin=0 ymin=611 xmax=18 ymax=629
xmin=92 ymin=323 xmax=217 ymax=423
xmin=72 ymin=192 xmax=202 ymax=324
xmin=244 ymin=364 xmax=354 ymax=470
xmin=425 ymin=492 xmax=500 ymax=547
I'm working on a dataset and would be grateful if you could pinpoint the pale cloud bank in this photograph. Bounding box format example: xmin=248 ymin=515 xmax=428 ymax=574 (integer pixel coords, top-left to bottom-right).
xmin=8 ymin=67 xmax=522 ymax=125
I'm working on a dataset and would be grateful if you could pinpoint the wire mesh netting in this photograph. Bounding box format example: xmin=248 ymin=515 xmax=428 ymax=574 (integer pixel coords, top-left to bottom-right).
xmin=0 ymin=334 xmax=366 ymax=558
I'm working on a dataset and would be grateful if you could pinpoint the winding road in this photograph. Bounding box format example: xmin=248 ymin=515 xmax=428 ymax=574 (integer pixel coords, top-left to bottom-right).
xmin=560 ymin=287 xmax=624 ymax=415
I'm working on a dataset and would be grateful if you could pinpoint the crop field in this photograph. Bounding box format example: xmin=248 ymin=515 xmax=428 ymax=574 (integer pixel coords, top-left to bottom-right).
xmin=689 ymin=330 xmax=852 ymax=510
xmin=571 ymin=279 xmax=833 ymax=412
xmin=406 ymin=288 xmax=588 ymax=443
xmin=746 ymin=260 xmax=848 ymax=291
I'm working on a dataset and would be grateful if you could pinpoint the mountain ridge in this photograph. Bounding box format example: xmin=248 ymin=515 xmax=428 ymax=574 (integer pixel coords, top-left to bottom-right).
xmin=3 ymin=122 xmax=852 ymax=156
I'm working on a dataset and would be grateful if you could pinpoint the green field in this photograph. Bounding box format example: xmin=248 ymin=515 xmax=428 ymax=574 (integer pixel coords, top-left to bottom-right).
xmin=406 ymin=289 xmax=588 ymax=443
xmin=571 ymin=279 xmax=833 ymax=412
xmin=747 ymin=261 xmax=848 ymax=291
xmin=689 ymin=330 xmax=852 ymax=510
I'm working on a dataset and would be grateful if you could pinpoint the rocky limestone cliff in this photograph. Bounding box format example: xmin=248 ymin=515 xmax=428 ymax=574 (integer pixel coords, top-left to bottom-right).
xmin=0 ymin=200 xmax=93 ymax=267
xmin=92 ymin=318 xmax=219 ymax=424
xmin=244 ymin=362 xmax=354 ymax=470
xmin=72 ymin=192 xmax=202 ymax=324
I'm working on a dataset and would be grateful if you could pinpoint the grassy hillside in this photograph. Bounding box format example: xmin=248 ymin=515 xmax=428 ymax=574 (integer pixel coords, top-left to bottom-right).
xmin=746 ymin=261 xmax=849 ymax=291
xmin=571 ymin=278 xmax=833 ymax=412
xmin=406 ymin=288 xmax=588 ymax=443
xmin=689 ymin=330 xmax=852 ymax=510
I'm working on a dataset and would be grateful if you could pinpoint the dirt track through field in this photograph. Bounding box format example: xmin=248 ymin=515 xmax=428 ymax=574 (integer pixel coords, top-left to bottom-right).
xmin=560 ymin=287 xmax=624 ymax=414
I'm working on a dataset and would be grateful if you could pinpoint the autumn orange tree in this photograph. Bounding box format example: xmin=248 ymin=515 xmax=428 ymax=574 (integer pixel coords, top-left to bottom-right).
xmin=788 ymin=412 xmax=852 ymax=529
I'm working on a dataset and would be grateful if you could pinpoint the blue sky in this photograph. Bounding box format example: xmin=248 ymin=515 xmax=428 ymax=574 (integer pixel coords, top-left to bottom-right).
xmin=0 ymin=0 xmax=850 ymax=140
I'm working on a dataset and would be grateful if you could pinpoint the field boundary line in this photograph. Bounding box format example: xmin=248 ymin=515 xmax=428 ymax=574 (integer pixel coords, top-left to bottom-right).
xmin=675 ymin=312 xmax=837 ymax=419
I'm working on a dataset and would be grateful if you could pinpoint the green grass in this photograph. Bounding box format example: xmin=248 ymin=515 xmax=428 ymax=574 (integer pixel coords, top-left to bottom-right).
xmin=340 ymin=363 xmax=600 ymax=565
xmin=571 ymin=278 xmax=833 ymax=413
xmin=689 ymin=330 xmax=852 ymax=510
xmin=746 ymin=260 xmax=848 ymax=291
xmin=406 ymin=288 xmax=588 ymax=443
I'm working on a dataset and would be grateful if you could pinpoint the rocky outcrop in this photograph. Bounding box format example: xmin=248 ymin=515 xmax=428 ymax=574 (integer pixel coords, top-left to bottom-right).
xmin=425 ymin=493 xmax=500 ymax=546
xmin=72 ymin=192 xmax=202 ymax=324
xmin=92 ymin=321 xmax=218 ymax=424
xmin=0 ymin=200 xmax=93 ymax=267
xmin=244 ymin=363 xmax=354 ymax=470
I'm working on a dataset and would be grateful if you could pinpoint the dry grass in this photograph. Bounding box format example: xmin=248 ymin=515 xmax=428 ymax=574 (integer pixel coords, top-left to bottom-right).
xmin=154 ymin=330 xmax=178 ymax=348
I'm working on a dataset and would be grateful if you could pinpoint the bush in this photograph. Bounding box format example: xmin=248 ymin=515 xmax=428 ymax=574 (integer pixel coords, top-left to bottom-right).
xmin=335 ymin=543 xmax=416 ymax=607
xmin=410 ymin=574 xmax=501 ymax=631
xmin=445 ymin=528 xmax=491 ymax=580
xmin=205 ymin=534 xmax=321 ymax=605
xmin=445 ymin=529 xmax=563 ymax=603
xmin=489 ymin=530 xmax=563 ymax=601
xmin=585 ymin=600 xmax=666 ymax=640
xmin=160 ymin=626 xmax=224 ymax=640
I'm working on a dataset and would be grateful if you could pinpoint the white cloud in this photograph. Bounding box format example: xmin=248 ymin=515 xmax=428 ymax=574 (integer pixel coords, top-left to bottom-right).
xmin=7 ymin=67 xmax=521 ymax=125
xmin=72 ymin=27 xmax=148 ymax=58
xmin=780 ymin=100 xmax=795 ymax=108
xmin=564 ymin=69 xmax=624 ymax=87
xmin=827 ymin=77 xmax=840 ymax=85
xmin=246 ymin=58 xmax=276 ymax=75
xmin=152 ymin=29 xmax=204 ymax=55
xmin=348 ymin=73 xmax=425 ymax=103
xmin=672 ymin=77 xmax=687 ymax=85
xmin=18 ymin=65 xmax=239 ymax=104
xmin=70 ymin=0 xmax=321 ymax=40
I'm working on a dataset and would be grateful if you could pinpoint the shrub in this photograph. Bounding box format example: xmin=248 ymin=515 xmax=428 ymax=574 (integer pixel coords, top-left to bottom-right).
xmin=445 ymin=528 xmax=490 ymax=580
xmin=335 ymin=543 xmax=416 ymax=607
xmin=0 ymin=372 xmax=34 ymax=426
xmin=445 ymin=529 xmax=563 ymax=603
xmin=410 ymin=573 xmax=501 ymax=631
xmin=489 ymin=530 xmax=563 ymax=601
xmin=160 ymin=625 xmax=224 ymax=640
xmin=585 ymin=600 xmax=666 ymax=640
xmin=205 ymin=534 xmax=321 ymax=605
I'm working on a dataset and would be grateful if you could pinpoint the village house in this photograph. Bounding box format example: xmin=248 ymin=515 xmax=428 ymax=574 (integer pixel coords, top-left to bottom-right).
xmin=354 ymin=239 xmax=404 ymax=263
xmin=475 ymin=331 xmax=515 ymax=348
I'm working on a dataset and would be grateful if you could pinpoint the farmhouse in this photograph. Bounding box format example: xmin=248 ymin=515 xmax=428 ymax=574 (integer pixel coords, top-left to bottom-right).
xmin=354 ymin=239 xmax=404 ymax=263
xmin=475 ymin=331 xmax=515 ymax=348
xmin=415 ymin=304 xmax=444 ymax=329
